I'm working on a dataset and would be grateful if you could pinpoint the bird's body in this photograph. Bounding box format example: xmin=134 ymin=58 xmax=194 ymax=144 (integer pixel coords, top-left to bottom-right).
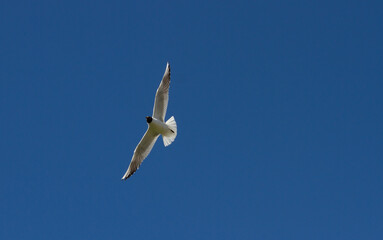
xmin=122 ymin=62 xmax=176 ymax=180
xmin=149 ymin=117 xmax=175 ymax=137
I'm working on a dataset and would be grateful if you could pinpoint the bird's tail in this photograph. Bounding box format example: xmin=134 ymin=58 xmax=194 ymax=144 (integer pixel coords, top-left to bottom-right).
xmin=163 ymin=116 xmax=177 ymax=147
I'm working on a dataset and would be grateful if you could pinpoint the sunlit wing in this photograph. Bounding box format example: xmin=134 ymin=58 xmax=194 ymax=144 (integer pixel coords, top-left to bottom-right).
xmin=122 ymin=128 xmax=159 ymax=179
xmin=152 ymin=62 xmax=170 ymax=122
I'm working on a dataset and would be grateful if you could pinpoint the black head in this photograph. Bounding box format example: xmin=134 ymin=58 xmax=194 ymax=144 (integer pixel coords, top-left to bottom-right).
xmin=146 ymin=116 xmax=153 ymax=123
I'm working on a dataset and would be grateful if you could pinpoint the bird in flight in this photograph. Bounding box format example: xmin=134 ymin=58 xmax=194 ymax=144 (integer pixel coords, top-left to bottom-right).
xmin=122 ymin=62 xmax=177 ymax=180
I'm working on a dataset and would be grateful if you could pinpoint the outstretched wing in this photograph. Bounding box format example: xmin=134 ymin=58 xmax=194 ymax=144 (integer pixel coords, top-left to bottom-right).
xmin=152 ymin=62 xmax=170 ymax=122
xmin=122 ymin=128 xmax=159 ymax=179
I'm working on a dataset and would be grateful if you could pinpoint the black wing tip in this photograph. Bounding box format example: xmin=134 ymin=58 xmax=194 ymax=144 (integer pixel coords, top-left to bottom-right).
xmin=164 ymin=62 xmax=170 ymax=80
xmin=167 ymin=62 xmax=170 ymax=74
xmin=121 ymin=169 xmax=135 ymax=180
xmin=121 ymin=174 xmax=132 ymax=180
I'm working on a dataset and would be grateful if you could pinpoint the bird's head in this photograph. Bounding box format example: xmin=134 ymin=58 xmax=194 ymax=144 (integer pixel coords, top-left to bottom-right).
xmin=146 ymin=116 xmax=153 ymax=123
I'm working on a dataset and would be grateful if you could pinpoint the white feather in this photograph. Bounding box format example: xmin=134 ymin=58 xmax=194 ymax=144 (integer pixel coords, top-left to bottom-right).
xmin=162 ymin=116 xmax=177 ymax=147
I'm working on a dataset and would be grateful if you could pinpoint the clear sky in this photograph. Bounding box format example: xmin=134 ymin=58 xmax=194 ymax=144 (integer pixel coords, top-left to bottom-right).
xmin=1 ymin=0 xmax=382 ymax=239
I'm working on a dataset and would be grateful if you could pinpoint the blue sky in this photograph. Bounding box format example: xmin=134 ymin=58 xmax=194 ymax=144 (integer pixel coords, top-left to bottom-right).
xmin=1 ymin=0 xmax=382 ymax=239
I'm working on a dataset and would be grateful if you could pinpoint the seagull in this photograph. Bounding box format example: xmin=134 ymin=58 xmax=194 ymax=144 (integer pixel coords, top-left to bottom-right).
xmin=122 ymin=62 xmax=177 ymax=180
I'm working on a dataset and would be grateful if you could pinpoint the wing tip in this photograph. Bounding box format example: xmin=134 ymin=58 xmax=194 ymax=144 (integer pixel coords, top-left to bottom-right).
xmin=121 ymin=174 xmax=131 ymax=180
xmin=121 ymin=174 xmax=128 ymax=180
xmin=166 ymin=62 xmax=171 ymax=76
xmin=122 ymin=166 xmax=139 ymax=180
xmin=121 ymin=170 xmax=133 ymax=180
xmin=161 ymin=62 xmax=170 ymax=83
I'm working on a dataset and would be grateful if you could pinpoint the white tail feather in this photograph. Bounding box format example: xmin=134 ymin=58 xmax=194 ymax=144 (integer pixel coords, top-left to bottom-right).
xmin=163 ymin=116 xmax=177 ymax=147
